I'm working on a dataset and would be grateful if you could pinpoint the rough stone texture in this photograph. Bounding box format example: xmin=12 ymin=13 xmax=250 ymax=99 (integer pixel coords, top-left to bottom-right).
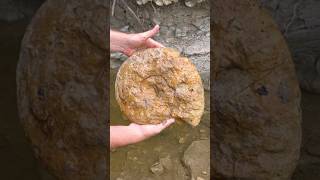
xmin=182 ymin=140 xmax=210 ymax=180
xmin=110 ymin=0 xmax=210 ymax=90
xmin=115 ymin=48 xmax=204 ymax=126
xmin=213 ymin=0 xmax=302 ymax=179
xmin=261 ymin=0 xmax=320 ymax=93
xmin=16 ymin=0 xmax=107 ymax=179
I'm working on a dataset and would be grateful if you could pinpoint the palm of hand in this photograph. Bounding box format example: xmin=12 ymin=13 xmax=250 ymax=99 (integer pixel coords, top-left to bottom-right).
xmin=123 ymin=25 xmax=164 ymax=56
xmin=129 ymin=118 xmax=175 ymax=139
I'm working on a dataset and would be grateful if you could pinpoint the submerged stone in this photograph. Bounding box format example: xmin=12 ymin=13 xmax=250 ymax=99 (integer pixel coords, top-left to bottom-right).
xmin=183 ymin=140 xmax=210 ymax=180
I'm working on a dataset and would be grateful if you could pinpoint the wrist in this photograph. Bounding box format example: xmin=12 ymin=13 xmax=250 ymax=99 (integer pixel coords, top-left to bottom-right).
xmin=110 ymin=30 xmax=129 ymax=53
xmin=128 ymin=123 xmax=146 ymax=141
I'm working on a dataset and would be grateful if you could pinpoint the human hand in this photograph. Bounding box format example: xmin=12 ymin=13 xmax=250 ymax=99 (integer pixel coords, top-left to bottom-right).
xmin=129 ymin=118 xmax=175 ymax=140
xmin=110 ymin=25 xmax=164 ymax=56
xmin=110 ymin=118 xmax=175 ymax=149
xmin=123 ymin=25 xmax=164 ymax=56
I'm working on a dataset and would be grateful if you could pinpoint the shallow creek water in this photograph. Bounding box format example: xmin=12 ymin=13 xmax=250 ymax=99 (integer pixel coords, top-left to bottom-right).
xmin=110 ymin=68 xmax=210 ymax=180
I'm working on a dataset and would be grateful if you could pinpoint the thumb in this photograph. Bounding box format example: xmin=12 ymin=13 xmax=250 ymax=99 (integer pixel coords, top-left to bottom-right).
xmin=141 ymin=25 xmax=160 ymax=40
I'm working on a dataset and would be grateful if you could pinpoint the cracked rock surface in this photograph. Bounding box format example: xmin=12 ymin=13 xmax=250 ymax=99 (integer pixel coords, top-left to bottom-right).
xmin=213 ymin=0 xmax=301 ymax=179
xmin=16 ymin=0 xmax=107 ymax=179
xmin=115 ymin=48 xmax=204 ymax=126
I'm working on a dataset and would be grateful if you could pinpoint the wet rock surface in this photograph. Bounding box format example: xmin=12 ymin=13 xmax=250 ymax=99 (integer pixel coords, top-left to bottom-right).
xmin=115 ymin=48 xmax=204 ymax=126
xmin=261 ymin=0 xmax=320 ymax=93
xmin=150 ymin=161 xmax=164 ymax=175
xmin=16 ymin=0 xmax=107 ymax=179
xmin=213 ymin=0 xmax=301 ymax=179
xmin=182 ymin=140 xmax=210 ymax=180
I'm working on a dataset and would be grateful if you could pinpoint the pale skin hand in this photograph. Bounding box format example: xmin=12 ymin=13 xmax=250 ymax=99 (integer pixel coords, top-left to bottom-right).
xmin=110 ymin=119 xmax=175 ymax=149
xmin=110 ymin=25 xmax=173 ymax=149
xmin=110 ymin=24 xmax=164 ymax=56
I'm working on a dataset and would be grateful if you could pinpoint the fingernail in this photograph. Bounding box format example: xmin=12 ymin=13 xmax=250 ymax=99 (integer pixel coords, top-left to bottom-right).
xmin=155 ymin=24 xmax=160 ymax=31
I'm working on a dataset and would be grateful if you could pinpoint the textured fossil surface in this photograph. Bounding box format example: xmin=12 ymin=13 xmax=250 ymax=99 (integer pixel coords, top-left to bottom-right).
xmin=115 ymin=48 xmax=204 ymax=126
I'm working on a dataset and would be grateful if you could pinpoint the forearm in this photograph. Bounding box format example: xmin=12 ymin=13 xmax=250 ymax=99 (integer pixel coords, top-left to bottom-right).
xmin=110 ymin=30 xmax=129 ymax=53
xmin=110 ymin=125 xmax=144 ymax=149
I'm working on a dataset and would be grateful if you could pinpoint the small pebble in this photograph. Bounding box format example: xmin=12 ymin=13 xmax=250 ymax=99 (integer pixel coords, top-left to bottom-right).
xmin=179 ymin=137 xmax=186 ymax=144
xmin=111 ymin=148 xmax=116 ymax=152
xmin=196 ymin=177 xmax=205 ymax=180
xmin=150 ymin=162 xmax=164 ymax=175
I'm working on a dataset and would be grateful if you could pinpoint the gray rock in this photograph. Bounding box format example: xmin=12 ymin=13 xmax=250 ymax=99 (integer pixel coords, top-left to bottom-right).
xmin=182 ymin=140 xmax=210 ymax=180
xmin=120 ymin=25 xmax=130 ymax=32
xmin=175 ymin=27 xmax=187 ymax=37
xmin=159 ymin=155 xmax=173 ymax=170
xmin=185 ymin=0 xmax=196 ymax=7
xmin=184 ymin=39 xmax=210 ymax=56
xmin=196 ymin=177 xmax=205 ymax=180
xmin=150 ymin=162 xmax=164 ymax=175
xmin=192 ymin=16 xmax=210 ymax=32
xmin=200 ymin=71 xmax=210 ymax=91
xmin=111 ymin=52 xmax=127 ymax=61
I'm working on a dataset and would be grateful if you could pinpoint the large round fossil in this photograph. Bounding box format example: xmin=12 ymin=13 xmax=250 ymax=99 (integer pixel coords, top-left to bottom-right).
xmin=115 ymin=48 xmax=204 ymax=126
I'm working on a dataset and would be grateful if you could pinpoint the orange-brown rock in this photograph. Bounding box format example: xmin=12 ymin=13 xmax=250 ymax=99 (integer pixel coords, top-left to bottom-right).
xmin=115 ymin=48 xmax=204 ymax=126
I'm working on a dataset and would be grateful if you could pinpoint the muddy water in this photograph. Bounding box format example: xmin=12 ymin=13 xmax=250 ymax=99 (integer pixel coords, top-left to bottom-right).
xmin=110 ymin=68 xmax=210 ymax=180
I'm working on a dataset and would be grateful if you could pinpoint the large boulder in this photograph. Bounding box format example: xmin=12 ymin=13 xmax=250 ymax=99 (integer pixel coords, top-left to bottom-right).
xmin=213 ymin=0 xmax=302 ymax=179
xmin=16 ymin=0 xmax=107 ymax=179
